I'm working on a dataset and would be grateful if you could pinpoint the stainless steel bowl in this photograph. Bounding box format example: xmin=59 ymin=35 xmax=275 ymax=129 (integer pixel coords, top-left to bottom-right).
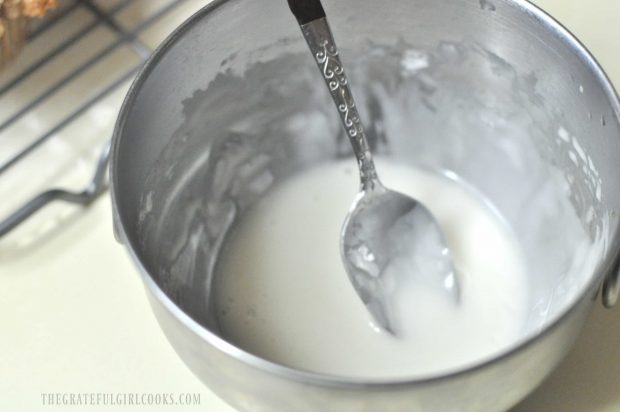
xmin=110 ymin=0 xmax=620 ymax=410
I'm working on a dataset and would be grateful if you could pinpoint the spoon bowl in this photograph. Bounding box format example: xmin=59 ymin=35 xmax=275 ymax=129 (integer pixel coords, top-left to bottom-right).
xmin=342 ymin=181 xmax=459 ymax=334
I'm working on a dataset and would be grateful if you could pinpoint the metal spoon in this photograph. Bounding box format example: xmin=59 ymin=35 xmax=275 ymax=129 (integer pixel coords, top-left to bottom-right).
xmin=287 ymin=0 xmax=460 ymax=335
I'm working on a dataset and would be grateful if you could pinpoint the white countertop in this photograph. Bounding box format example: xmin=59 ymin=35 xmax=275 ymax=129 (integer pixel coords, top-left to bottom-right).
xmin=0 ymin=1 xmax=618 ymax=411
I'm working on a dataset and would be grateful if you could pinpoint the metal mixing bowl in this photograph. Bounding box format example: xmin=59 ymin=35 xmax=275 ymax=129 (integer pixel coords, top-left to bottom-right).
xmin=110 ymin=0 xmax=620 ymax=410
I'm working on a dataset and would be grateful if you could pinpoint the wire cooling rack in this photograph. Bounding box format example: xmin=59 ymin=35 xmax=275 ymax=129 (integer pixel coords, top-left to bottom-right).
xmin=0 ymin=0 xmax=201 ymax=237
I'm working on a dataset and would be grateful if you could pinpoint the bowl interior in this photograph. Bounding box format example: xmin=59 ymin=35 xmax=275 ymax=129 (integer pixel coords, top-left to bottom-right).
xmin=113 ymin=0 xmax=620 ymax=377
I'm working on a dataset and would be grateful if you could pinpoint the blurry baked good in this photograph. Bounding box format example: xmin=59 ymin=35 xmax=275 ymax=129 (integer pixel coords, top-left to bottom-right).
xmin=0 ymin=0 xmax=58 ymax=70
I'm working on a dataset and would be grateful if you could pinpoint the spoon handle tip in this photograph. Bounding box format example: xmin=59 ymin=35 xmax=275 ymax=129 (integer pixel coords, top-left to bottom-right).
xmin=287 ymin=0 xmax=326 ymax=25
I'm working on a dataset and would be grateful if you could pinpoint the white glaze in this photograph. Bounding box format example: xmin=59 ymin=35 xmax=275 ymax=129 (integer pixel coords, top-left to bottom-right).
xmin=215 ymin=160 xmax=529 ymax=379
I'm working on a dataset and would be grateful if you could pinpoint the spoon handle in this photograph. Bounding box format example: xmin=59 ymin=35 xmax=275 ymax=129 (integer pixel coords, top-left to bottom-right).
xmin=289 ymin=0 xmax=379 ymax=191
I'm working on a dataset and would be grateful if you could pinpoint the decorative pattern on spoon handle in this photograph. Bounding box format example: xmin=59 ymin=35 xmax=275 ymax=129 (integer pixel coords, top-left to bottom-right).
xmin=301 ymin=18 xmax=379 ymax=191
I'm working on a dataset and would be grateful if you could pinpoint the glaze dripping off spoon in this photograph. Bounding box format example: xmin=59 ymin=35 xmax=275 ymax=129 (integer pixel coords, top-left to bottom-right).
xmin=287 ymin=0 xmax=460 ymax=335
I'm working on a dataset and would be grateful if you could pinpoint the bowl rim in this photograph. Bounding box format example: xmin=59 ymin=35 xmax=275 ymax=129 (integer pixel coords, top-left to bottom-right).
xmin=110 ymin=0 xmax=620 ymax=388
